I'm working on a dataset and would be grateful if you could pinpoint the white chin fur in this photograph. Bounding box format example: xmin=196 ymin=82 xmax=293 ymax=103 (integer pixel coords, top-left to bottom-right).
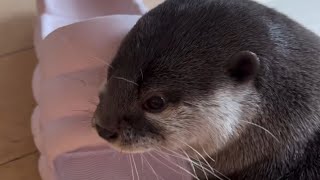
xmin=176 ymin=87 xmax=258 ymax=156
xmin=146 ymin=86 xmax=259 ymax=156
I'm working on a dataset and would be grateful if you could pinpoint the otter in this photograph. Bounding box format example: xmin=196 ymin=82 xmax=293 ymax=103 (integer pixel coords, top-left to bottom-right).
xmin=93 ymin=0 xmax=320 ymax=179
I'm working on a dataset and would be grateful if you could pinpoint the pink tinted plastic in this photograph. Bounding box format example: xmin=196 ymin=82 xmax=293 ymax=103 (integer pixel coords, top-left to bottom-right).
xmin=32 ymin=0 xmax=192 ymax=180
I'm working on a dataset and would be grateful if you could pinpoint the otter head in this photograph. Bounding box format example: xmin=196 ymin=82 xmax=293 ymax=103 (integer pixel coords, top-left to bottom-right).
xmin=93 ymin=1 xmax=262 ymax=155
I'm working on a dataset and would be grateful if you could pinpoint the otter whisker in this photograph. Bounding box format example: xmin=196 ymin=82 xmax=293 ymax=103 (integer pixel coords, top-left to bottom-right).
xmin=186 ymin=147 xmax=215 ymax=172
xmin=87 ymin=55 xmax=114 ymax=69
xmin=189 ymin=152 xmax=209 ymax=180
xmin=154 ymin=149 xmax=202 ymax=177
xmin=198 ymin=156 xmax=209 ymax=180
xmin=156 ymin=147 xmax=211 ymax=174
xmin=162 ymin=148 xmax=210 ymax=171
xmin=128 ymin=155 xmax=135 ymax=180
xmin=198 ymin=159 xmax=210 ymax=180
xmin=149 ymin=151 xmax=200 ymax=180
xmin=148 ymin=152 xmax=184 ymax=175
xmin=113 ymin=76 xmax=138 ymax=86
xmin=142 ymin=154 xmax=162 ymax=180
xmin=174 ymin=138 xmax=214 ymax=172
xmin=158 ymin=148 xmax=223 ymax=180
xmin=157 ymin=146 xmax=203 ymax=166
xmin=182 ymin=150 xmax=198 ymax=178
xmin=132 ymin=155 xmax=140 ymax=180
xmin=178 ymin=143 xmax=227 ymax=180
xmin=197 ymin=147 xmax=229 ymax=180
xmin=212 ymin=169 xmax=230 ymax=180
xmin=158 ymin=146 xmax=222 ymax=179
xmin=200 ymin=147 xmax=230 ymax=180
xmin=155 ymin=148 xmax=184 ymax=160
xmin=239 ymin=120 xmax=280 ymax=142
xmin=201 ymin=146 xmax=215 ymax=163
xmin=139 ymin=154 xmax=144 ymax=173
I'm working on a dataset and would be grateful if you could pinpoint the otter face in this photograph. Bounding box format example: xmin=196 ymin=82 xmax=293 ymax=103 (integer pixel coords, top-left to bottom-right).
xmin=94 ymin=49 xmax=260 ymax=155
xmin=94 ymin=1 xmax=262 ymax=155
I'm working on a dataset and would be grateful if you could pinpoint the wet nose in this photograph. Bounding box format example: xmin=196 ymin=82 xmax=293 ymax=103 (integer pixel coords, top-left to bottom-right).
xmin=96 ymin=125 xmax=119 ymax=141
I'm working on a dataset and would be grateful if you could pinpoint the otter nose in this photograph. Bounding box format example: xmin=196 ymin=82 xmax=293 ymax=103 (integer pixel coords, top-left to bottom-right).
xmin=96 ymin=125 xmax=119 ymax=141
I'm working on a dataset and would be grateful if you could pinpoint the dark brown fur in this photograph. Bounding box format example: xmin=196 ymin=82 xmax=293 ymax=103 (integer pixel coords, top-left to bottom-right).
xmin=95 ymin=0 xmax=320 ymax=179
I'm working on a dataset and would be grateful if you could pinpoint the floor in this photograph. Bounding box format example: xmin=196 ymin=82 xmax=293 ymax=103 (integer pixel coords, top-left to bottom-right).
xmin=0 ymin=0 xmax=162 ymax=180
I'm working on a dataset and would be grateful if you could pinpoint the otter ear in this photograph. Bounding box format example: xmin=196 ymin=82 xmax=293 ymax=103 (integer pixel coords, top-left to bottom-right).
xmin=225 ymin=51 xmax=260 ymax=83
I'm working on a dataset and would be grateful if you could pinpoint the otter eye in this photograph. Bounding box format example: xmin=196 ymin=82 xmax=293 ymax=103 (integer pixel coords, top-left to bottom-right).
xmin=143 ymin=96 xmax=166 ymax=113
